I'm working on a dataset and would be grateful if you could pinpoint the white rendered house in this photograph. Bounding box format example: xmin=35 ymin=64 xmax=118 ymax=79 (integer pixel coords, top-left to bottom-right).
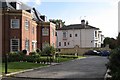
xmin=56 ymin=20 xmax=104 ymax=49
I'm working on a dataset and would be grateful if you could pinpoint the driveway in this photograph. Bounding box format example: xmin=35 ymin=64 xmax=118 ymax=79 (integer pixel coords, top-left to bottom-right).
xmin=2 ymin=56 xmax=108 ymax=80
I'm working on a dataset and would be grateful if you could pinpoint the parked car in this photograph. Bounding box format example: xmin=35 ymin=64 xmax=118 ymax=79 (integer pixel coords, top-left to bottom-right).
xmin=83 ymin=50 xmax=100 ymax=56
xmin=99 ymin=50 xmax=110 ymax=56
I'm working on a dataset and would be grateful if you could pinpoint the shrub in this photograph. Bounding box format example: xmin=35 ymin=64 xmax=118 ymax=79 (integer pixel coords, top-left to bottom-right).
xmin=22 ymin=50 xmax=27 ymax=55
xmin=60 ymin=55 xmax=78 ymax=59
xmin=8 ymin=52 xmax=22 ymax=62
xmin=109 ymin=47 xmax=120 ymax=79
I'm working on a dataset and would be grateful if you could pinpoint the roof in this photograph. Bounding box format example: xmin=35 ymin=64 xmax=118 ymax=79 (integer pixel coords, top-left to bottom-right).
xmin=1 ymin=0 xmax=44 ymax=22
xmin=57 ymin=24 xmax=99 ymax=30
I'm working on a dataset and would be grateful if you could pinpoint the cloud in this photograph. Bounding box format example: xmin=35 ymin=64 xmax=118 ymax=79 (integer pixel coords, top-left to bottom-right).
xmin=35 ymin=0 xmax=41 ymax=5
xmin=18 ymin=0 xmax=41 ymax=6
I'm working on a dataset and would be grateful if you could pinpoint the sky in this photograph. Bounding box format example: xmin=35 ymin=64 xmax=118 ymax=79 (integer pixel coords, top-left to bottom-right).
xmin=19 ymin=0 xmax=119 ymax=38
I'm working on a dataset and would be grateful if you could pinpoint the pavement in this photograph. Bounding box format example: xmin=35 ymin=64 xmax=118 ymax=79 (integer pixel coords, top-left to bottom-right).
xmin=2 ymin=56 xmax=109 ymax=80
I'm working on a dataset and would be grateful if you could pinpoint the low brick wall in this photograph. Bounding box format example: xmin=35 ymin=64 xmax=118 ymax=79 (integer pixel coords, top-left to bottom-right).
xmin=59 ymin=47 xmax=111 ymax=56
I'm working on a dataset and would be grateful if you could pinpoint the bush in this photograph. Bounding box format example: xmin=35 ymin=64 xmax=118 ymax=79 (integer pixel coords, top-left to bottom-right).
xmin=109 ymin=47 xmax=120 ymax=79
xmin=22 ymin=50 xmax=27 ymax=55
xmin=36 ymin=49 xmax=42 ymax=55
xmin=7 ymin=52 xmax=23 ymax=62
xmin=60 ymin=55 xmax=78 ymax=59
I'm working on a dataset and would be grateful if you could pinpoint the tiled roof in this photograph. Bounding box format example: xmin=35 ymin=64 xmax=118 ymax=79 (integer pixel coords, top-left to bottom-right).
xmin=57 ymin=24 xmax=99 ymax=30
xmin=1 ymin=0 xmax=44 ymax=22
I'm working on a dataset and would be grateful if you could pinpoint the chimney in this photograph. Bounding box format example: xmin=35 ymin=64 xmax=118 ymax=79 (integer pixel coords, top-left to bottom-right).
xmin=81 ymin=20 xmax=85 ymax=26
xmin=86 ymin=21 xmax=88 ymax=26
xmin=40 ymin=15 xmax=47 ymax=21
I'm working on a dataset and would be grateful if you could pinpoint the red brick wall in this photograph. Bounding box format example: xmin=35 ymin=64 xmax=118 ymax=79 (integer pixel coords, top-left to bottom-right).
xmin=37 ymin=22 xmax=56 ymax=50
xmin=2 ymin=10 xmax=22 ymax=54
xmin=21 ymin=11 xmax=37 ymax=53
xmin=50 ymin=22 xmax=56 ymax=48
xmin=2 ymin=10 xmax=37 ymax=54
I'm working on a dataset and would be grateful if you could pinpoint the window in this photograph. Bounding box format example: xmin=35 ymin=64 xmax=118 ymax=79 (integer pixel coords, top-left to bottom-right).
xmin=42 ymin=28 xmax=49 ymax=36
xmin=95 ymin=31 xmax=97 ymax=37
xmin=25 ymin=20 xmax=29 ymax=30
xmin=63 ymin=31 xmax=67 ymax=40
xmin=32 ymin=42 xmax=34 ymax=51
xmin=75 ymin=34 xmax=77 ymax=37
xmin=52 ymin=29 xmax=54 ymax=36
xmin=32 ymin=27 xmax=34 ymax=34
xmin=95 ymin=43 xmax=97 ymax=47
xmin=11 ymin=19 xmax=19 ymax=28
xmin=32 ymin=42 xmax=36 ymax=51
xmin=68 ymin=42 xmax=70 ymax=45
xmin=25 ymin=39 xmax=29 ymax=51
xmin=64 ymin=42 xmax=66 ymax=46
xmin=10 ymin=39 xmax=19 ymax=52
xmin=59 ymin=42 xmax=61 ymax=46
xmin=70 ymin=34 xmax=72 ymax=37
xmin=55 ymin=32 xmax=57 ymax=36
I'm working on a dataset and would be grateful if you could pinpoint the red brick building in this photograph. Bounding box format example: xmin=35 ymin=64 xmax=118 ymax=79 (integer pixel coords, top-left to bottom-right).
xmin=37 ymin=22 xmax=56 ymax=50
xmin=2 ymin=10 xmax=37 ymax=54
xmin=1 ymin=1 xmax=56 ymax=54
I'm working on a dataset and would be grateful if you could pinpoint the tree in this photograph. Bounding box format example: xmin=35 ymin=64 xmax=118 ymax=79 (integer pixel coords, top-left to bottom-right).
xmin=117 ymin=32 xmax=120 ymax=46
xmin=49 ymin=19 xmax=65 ymax=29
xmin=103 ymin=37 xmax=117 ymax=49
xmin=43 ymin=46 xmax=56 ymax=63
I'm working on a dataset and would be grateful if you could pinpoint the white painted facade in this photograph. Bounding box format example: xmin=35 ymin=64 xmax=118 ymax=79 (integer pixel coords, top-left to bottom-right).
xmin=56 ymin=26 xmax=104 ymax=49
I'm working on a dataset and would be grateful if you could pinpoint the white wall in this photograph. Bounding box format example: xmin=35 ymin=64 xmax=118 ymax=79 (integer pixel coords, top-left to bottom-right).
xmin=56 ymin=29 xmax=99 ymax=48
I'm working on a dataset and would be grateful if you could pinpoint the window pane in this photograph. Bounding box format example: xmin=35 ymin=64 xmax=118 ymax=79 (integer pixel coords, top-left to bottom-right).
xmin=11 ymin=39 xmax=19 ymax=52
xmin=75 ymin=34 xmax=77 ymax=37
xmin=25 ymin=20 xmax=29 ymax=30
xmin=42 ymin=28 xmax=49 ymax=36
xmin=11 ymin=19 xmax=19 ymax=28
xmin=64 ymin=42 xmax=66 ymax=46
xmin=59 ymin=42 xmax=61 ymax=46
xmin=25 ymin=40 xmax=29 ymax=51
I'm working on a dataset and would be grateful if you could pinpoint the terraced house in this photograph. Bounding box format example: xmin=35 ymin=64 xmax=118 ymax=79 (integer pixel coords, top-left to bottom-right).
xmin=1 ymin=1 xmax=56 ymax=54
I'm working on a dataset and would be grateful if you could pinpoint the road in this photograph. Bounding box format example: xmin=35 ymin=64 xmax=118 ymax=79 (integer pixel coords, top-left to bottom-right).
xmin=2 ymin=56 xmax=108 ymax=80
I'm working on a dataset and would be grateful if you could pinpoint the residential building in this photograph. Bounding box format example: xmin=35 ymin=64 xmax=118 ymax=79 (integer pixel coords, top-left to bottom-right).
xmin=37 ymin=22 xmax=56 ymax=50
xmin=1 ymin=1 xmax=56 ymax=54
xmin=56 ymin=20 xmax=104 ymax=49
xmin=1 ymin=1 xmax=38 ymax=54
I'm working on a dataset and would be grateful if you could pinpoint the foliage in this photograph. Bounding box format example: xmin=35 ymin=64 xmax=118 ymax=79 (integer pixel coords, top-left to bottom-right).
xmin=36 ymin=48 xmax=42 ymax=55
xmin=49 ymin=19 xmax=65 ymax=29
xmin=7 ymin=52 xmax=23 ymax=62
xmin=109 ymin=47 xmax=120 ymax=79
xmin=43 ymin=46 xmax=56 ymax=56
xmin=22 ymin=49 xmax=27 ymax=55
xmin=60 ymin=55 xmax=78 ymax=59
xmin=103 ymin=37 xmax=117 ymax=49
xmin=117 ymin=32 xmax=120 ymax=46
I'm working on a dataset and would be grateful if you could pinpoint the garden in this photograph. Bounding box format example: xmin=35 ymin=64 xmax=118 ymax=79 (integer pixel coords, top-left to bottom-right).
xmin=2 ymin=46 xmax=82 ymax=74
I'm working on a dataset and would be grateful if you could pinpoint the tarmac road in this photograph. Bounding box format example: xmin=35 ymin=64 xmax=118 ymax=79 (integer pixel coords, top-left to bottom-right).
xmin=2 ymin=56 xmax=109 ymax=80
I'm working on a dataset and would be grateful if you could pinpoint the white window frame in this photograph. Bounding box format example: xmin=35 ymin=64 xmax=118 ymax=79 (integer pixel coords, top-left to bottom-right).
xmin=32 ymin=27 xmax=34 ymax=34
xmin=10 ymin=39 xmax=19 ymax=52
xmin=25 ymin=39 xmax=30 ymax=51
xmin=11 ymin=19 xmax=20 ymax=29
xmin=42 ymin=28 xmax=49 ymax=36
xmin=25 ymin=19 xmax=29 ymax=30
xmin=63 ymin=31 xmax=67 ymax=40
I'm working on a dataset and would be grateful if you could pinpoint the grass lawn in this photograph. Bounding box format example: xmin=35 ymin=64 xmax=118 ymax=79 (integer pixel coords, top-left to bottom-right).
xmin=2 ymin=62 xmax=47 ymax=74
xmin=1 ymin=55 xmax=85 ymax=74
